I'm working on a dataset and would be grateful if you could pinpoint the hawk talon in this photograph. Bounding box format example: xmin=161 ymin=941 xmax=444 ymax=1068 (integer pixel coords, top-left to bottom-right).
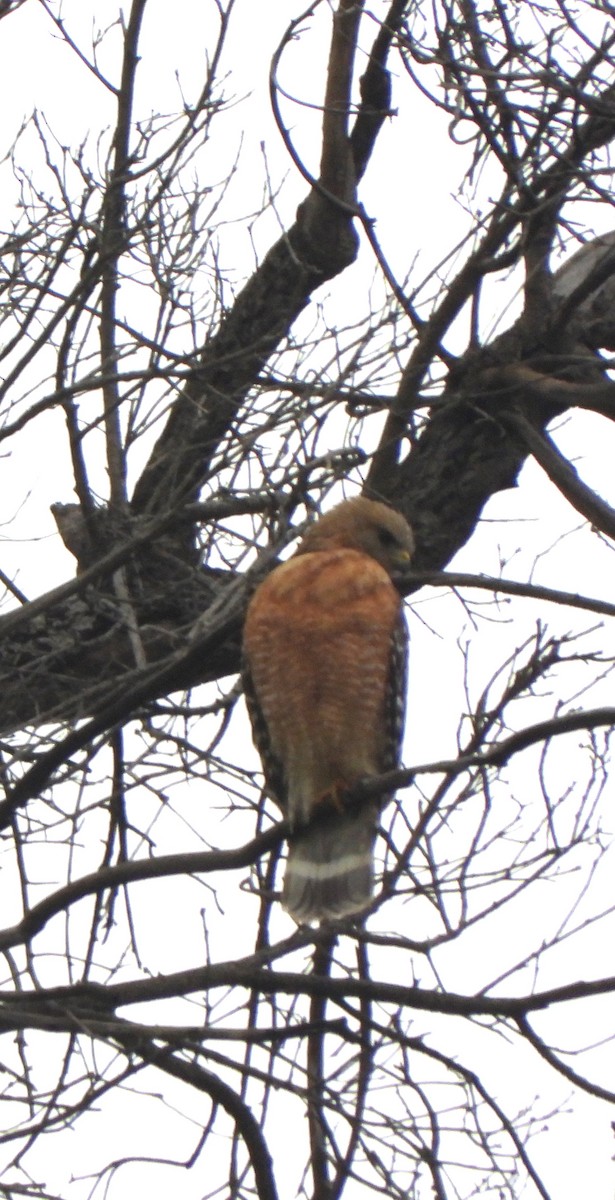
xmin=314 ymin=781 xmax=349 ymax=814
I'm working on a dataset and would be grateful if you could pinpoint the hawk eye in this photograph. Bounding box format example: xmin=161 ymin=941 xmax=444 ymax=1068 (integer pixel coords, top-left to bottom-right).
xmin=377 ymin=527 xmax=398 ymax=548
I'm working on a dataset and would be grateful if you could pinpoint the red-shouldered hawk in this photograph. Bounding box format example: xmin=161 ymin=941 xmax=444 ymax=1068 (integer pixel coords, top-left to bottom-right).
xmin=242 ymin=497 xmax=413 ymax=924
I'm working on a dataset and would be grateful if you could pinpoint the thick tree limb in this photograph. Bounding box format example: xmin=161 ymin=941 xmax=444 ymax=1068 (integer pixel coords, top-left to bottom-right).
xmin=12 ymin=953 xmax=615 ymax=1020
xmin=131 ymin=2 xmax=370 ymax=519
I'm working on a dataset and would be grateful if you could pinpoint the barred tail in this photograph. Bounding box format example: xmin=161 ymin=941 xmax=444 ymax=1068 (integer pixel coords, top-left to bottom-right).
xmin=282 ymin=810 xmax=377 ymax=924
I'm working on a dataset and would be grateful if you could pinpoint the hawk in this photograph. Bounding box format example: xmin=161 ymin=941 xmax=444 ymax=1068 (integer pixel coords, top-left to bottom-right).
xmin=242 ymin=497 xmax=413 ymax=923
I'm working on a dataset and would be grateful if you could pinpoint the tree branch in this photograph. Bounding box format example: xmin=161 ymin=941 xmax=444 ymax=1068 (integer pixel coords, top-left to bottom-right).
xmin=505 ymin=408 xmax=615 ymax=540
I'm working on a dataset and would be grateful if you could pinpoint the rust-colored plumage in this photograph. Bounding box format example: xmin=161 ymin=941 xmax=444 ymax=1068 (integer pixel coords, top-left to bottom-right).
xmin=242 ymin=497 xmax=413 ymax=923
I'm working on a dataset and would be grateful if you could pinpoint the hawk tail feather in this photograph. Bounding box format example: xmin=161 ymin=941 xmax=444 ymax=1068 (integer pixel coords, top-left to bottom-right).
xmin=283 ymin=811 xmax=377 ymax=924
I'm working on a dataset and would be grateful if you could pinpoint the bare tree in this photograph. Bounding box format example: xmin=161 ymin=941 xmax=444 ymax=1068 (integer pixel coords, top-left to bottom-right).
xmin=0 ymin=1 xmax=615 ymax=1197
